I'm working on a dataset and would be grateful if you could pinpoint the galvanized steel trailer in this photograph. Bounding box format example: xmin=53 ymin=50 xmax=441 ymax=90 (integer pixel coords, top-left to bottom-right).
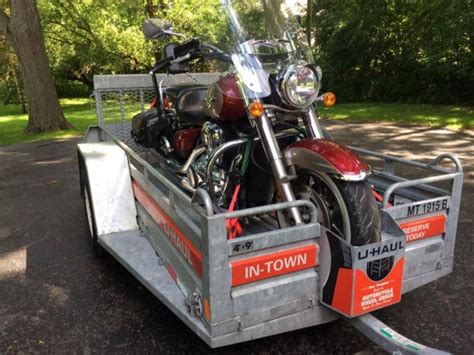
xmin=77 ymin=74 xmax=463 ymax=353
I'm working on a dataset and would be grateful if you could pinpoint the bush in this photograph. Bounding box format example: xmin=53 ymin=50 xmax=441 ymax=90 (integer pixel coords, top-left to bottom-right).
xmin=0 ymin=81 xmax=17 ymax=104
xmin=55 ymin=80 xmax=91 ymax=98
xmin=313 ymin=0 xmax=473 ymax=105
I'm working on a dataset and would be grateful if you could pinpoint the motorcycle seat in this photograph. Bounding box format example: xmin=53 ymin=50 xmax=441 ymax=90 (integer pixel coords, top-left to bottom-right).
xmin=167 ymin=84 xmax=210 ymax=126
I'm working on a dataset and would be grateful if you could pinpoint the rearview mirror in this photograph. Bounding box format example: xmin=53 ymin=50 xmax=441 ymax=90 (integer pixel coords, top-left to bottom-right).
xmin=143 ymin=19 xmax=172 ymax=39
xmin=143 ymin=19 xmax=185 ymax=40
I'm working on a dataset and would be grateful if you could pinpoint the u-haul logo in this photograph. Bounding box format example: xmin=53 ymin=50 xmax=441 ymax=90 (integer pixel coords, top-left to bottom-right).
xmin=231 ymin=244 xmax=318 ymax=286
xmin=132 ymin=181 xmax=203 ymax=276
xmin=154 ymin=210 xmax=193 ymax=264
xmin=399 ymin=214 xmax=446 ymax=243
xmin=358 ymin=241 xmax=404 ymax=260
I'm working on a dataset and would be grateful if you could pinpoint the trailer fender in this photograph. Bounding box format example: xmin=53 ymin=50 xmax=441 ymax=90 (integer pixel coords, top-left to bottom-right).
xmin=284 ymin=138 xmax=370 ymax=181
xmin=77 ymin=141 xmax=138 ymax=236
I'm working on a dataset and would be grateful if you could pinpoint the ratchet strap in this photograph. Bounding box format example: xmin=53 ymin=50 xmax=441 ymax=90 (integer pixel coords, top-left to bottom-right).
xmin=372 ymin=188 xmax=393 ymax=207
xmin=226 ymin=184 xmax=243 ymax=239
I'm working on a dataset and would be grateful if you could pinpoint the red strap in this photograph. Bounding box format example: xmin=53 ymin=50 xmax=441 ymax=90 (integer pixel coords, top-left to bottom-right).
xmin=372 ymin=189 xmax=392 ymax=207
xmin=226 ymin=184 xmax=243 ymax=239
xmin=229 ymin=184 xmax=241 ymax=211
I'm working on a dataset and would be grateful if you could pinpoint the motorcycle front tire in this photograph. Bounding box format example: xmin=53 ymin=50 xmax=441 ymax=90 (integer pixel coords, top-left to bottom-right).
xmin=287 ymin=169 xmax=381 ymax=246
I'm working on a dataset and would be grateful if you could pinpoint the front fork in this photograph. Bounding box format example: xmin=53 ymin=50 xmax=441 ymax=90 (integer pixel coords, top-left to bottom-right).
xmin=303 ymin=107 xmax=325 ymax=139
xmin=254 ymin=107 xmax=324 ymax=225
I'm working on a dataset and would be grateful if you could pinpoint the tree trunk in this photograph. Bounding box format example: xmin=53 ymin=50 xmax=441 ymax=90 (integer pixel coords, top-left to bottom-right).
xmin=146 ymin=0 xmax=156 ymax=18
xmin=0 ymin=0 xmax=72 ymax=133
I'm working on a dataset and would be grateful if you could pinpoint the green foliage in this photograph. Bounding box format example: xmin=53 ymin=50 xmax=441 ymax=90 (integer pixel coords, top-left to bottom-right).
xmin=151 ymin=0 xmax=233 ymax=71
xmin=38 ymin=0 xmax=155 ymax=88
xmin=3 ymin=0 xmax=471 ymax=105
xmin=0 ymin=37 xmax=24 ymax=105
xmin=55 ymin=80 xmax=91 ymax=98
xmin=156 ymin=0 xmax=231 ymax=48
xmin=312 ymin=0 xmax=473 ymax=105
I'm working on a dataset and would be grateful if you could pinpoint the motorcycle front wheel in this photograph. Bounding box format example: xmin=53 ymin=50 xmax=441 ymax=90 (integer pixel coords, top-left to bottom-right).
xmin=279 ymin=169 xmax=381 ymax=246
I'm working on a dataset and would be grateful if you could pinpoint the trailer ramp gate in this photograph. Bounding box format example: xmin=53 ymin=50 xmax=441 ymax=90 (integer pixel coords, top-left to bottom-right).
xmin=76 ymin=74 xmax=463 ymax=352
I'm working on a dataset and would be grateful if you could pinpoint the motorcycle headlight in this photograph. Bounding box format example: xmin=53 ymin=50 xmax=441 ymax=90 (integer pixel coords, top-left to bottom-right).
xmin=277 ymin=63 xmax=321 ymax=109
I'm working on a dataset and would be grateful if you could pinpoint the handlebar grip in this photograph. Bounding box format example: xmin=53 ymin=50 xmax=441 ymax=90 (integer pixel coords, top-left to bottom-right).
xmin=150 ymin=56 xmax=174 ymax=74
xmin=173 ymin=38 xmax=201 ymax=58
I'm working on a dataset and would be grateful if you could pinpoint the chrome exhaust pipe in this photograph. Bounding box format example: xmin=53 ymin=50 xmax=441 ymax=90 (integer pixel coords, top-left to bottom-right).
xmin=179 ymin=146 xmax=207 ymax=174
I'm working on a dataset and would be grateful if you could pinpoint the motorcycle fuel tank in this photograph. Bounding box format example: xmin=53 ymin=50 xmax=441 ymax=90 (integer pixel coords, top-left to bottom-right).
xmin=204 ymin=74 xmax=247 ymax=121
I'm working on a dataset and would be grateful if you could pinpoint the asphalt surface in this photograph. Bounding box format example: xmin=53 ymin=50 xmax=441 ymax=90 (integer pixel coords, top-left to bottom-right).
xmin=0 ymin=121 xmax=473 ymax=353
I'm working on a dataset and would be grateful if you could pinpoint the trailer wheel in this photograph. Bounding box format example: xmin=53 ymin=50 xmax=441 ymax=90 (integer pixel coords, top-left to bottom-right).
xmin=79 ymin=161 xmax=104 ymax=256
xmin=280 ymin=170 xmax=381 ymax=246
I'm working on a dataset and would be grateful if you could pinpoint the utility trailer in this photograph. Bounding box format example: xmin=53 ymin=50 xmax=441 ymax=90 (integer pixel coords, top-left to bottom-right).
xmin=77 ymin=74 xmax=463 ymax=353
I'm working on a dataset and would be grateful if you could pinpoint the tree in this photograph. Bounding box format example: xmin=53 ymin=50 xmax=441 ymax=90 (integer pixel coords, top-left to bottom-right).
xmin=39 ymin=0 xmax=154 ymax=89
xmin=0 ymin=0 xmax=71 ymax=133
xmin=310 ymin=0 xmax=473 ymax=104
xmin=38 ymin=0 xmax=232 ymax=84
xmin=0 ymin=36 xmax=26 ymax=111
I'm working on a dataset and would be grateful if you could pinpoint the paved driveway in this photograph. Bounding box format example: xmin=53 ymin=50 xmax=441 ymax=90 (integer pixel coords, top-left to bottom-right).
xmin=0 ymin=122 xmax=472 ymax=353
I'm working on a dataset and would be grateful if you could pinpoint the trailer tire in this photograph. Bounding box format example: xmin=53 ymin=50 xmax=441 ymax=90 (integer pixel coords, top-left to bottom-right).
xmin=79 ymin=158 xmax=104 ymax=257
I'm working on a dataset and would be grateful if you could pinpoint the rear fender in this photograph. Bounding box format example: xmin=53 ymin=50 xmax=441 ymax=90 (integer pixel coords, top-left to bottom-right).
xmin=284 ymin=139 xmax=370 ymax=181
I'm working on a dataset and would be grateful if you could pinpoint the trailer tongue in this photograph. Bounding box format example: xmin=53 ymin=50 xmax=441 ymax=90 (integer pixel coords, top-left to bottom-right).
xmin=77 ymin=74 xmax=463 ymax=353
xmin=348 ymin=314 xmax=449 ymax=354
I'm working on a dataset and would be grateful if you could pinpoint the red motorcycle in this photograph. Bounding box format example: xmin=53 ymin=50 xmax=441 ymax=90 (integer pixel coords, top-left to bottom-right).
xmin=131 ymin=3 xmax=380 ymax=244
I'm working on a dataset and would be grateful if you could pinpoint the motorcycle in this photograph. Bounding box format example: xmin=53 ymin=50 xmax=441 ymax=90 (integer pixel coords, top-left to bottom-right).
xmin=131 ymin=0 xmax=381 ymax=245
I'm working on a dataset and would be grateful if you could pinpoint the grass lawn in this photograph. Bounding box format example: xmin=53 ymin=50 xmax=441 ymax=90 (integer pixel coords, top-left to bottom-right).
xmin=321 ymin=103 xmax=473 ymax=130
xmin=0 ymin=100 xmax=472 ymax=146
xmin=0 ymin=98 xmax=96 ymax=146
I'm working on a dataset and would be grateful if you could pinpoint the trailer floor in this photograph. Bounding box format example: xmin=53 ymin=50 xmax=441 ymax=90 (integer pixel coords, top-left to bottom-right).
xmin=0 ymin=122 xmax=473 ymax=353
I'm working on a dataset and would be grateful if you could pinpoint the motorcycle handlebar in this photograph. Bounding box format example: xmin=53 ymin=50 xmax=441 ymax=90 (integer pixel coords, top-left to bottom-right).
xmin=150 ymin=40 xmax=231 ymax=74
xmin=200 ymin=51 xmax=233 ymax=64
xmin=149 ymin=56 xmax=174 ymax=74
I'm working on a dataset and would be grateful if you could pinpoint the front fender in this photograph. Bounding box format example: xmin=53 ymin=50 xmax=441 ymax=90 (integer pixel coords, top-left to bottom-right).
xmin=284 ymin=139 xmax=370 ymax=181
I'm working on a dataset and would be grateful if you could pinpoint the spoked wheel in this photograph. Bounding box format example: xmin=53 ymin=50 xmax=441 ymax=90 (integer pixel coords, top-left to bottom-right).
xmin=80 ymin=162 xmax=104 ymax=256
xmin=279 ymin=169 xmax=381 ymax=246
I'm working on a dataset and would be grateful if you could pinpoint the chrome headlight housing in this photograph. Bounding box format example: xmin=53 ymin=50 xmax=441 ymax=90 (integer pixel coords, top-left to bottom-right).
xmin=277 ymin=62 xmax=322 ymax=109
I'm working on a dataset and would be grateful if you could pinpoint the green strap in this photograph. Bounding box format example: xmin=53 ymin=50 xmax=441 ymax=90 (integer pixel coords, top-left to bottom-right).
xmin=240 ymin=140 xmax=252 ymax=176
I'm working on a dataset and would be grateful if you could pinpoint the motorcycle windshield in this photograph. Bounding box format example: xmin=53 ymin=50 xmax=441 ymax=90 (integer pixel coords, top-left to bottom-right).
xmin=218 ymin=0 xmax=314 ymax=99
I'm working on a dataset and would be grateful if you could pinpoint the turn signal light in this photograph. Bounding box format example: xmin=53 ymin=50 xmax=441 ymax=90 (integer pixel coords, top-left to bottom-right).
xmin=324 ymin=92 xmax=336 ymax=107
xmin=249 ymin=101 xmax=265 ymax=118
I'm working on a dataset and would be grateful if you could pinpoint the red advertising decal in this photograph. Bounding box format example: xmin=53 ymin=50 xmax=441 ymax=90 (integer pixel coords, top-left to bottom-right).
xmin=331 ymin=258 xmax=404 ymax=316
xmin=231 ymin=244 xmax=318 ymax=287
xmin=331 ymin=267 xmax=354 ymax=316
xmin=132 ymin=181 xmax=203 ymax=276
xmin=352 ymin=258 xmax=404 ymax=316
xmin=399 ymin=214 xmax=446 ymax=243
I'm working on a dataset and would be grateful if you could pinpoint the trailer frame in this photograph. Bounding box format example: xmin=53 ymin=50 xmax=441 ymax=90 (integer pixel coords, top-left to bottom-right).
xmin=77 ymin=74 xmax=463 ymax=352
